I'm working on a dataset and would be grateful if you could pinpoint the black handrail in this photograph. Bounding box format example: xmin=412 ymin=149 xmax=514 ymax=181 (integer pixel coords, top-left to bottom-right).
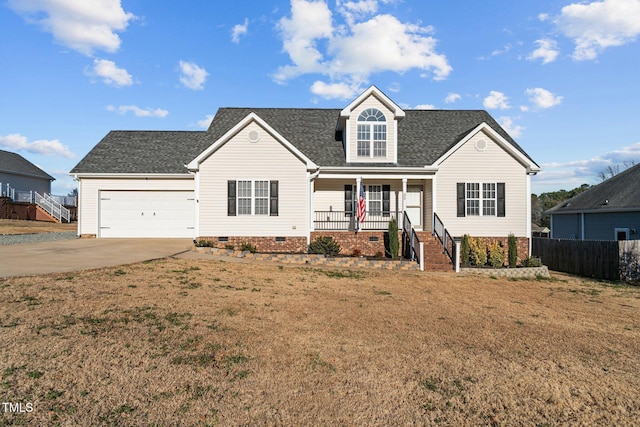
xmin=433 ymin=212 xmax=455 ymax=265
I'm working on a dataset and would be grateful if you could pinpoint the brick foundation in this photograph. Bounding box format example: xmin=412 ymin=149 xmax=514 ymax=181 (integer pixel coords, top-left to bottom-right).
xmin=197 ymin=236 xmax=307 ymax=253
xmin=310 ymin=231 xmax=399 ymax=257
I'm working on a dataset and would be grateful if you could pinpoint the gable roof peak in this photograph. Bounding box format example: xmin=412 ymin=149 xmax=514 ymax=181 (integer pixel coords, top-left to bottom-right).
xmin=341 ymin=85 xmax=405 ymax=119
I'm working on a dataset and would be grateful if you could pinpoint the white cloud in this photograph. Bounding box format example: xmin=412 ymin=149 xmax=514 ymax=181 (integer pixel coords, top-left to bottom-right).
xmin=498 ymin=116 xmax=524 ymax=138
xmin=445 ymin=92 xmax=461 ymax=104
xmin=415 ymin=104 xmax=436 ymax=110
xmin=527 ymin=39 xmax=559 ymax=64
xmin=275 ymin=0 xmax=452 ymax=98
xmin=310 ymin=81 xmax=360 ymax=100
xmin=337 ymin=0 xmax=378 ymax=25
xmin=8 ymin=0 xmax=135 ymax=56
xmin=106 ymin=105 xmax=169 ymax=118
xmin=231 ymin=18 xmax=249 ymax=43
xmin=178 ymin=61 xmax=209 ymax=90
xmin=479 ymin=44 xmax=512 ymax=60
xmin=196 ymin=114 xmax=215 ymax=129
xmin=0 ymin=133 xmax=75 ymax=159
xmin=89 ymin=59 xmax=132 ymax=87
xmin=535 ymin=141 xmax=640 ymax=190
xmin=526 ymin=88 xmax=563 ymax=109
xmin=483 ymin=91 xmax=510 ymax=110
xmin=554 ymin=0 xmax=640 ymax=60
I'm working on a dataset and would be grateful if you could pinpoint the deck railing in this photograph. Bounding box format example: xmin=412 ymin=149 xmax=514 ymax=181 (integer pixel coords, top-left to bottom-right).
xmin=35 ymin=192 xmax=71 ymax=223
xmin=313 ymin=211 xmax=397 ymax=231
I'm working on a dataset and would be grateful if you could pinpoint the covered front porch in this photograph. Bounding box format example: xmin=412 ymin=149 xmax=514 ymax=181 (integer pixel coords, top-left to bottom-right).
xmin=309 ymin=174 xmax=434 ymax=232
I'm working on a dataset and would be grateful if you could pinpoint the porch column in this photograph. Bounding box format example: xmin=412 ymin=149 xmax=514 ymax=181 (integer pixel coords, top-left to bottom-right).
xmin=401 ymin=178 xmax=407 ymax=231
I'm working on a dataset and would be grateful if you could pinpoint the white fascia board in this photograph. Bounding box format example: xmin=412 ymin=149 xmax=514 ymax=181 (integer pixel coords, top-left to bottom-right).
xmin=72 ymin=173 xmax=194 ymax=179
xmin=318 ymin=166 xmax=437 ymax=180
xmin=340 ymin=85 xmax=405 ymax=119
xmin=187 ymin=112 xmax=318 ymax=171
xmin=432 ymin=122 xmax=541 ymax=174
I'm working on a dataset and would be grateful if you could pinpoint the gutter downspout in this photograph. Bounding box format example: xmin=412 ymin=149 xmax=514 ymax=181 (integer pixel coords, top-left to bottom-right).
xmin=308 ymin=170 xmax=320 ymax=243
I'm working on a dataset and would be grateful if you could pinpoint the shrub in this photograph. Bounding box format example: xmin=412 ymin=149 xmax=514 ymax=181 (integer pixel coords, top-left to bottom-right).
xmin=239 ymin=242 xmax=257 ymax=253
xmin=460 ymin=234 xmax=471 ymax=267
xmin=508 ymin=233 xmax=518 ymax=268
xmin=521 ymin=256 xmax=543 ymax=267
xmin=487 ymin=240 xmax=505 ymax=268
xmin=387 ymin=218 xmax=399 ymax=259
xmin=308 ymin=236 xmax=341 ymax=257
xmin=195 ymin=240 xmax=214 ymax=248
xmin=469 ymin=237 xmax=487 ymax=266
xmin=351 ymin=248 xmax=362 ymax=257
xmin=225 ymin=244 xmax=235 ymax=251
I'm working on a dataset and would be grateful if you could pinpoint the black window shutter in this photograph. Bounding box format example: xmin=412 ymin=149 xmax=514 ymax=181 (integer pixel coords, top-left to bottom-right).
xmin=270 ymin=180 xmax=279 ymax=216
xmin=344 ymin=185 xmax=353 ymax=216
xmin=382 ymin=185 xmax=391 ymax=217
xmin=497 ymin=182 xmax=506 ymax=217
xmin=227 ymin=180 xmax=236 ymax=216
xmin=456 ymin=183 xmax=465 ymax=217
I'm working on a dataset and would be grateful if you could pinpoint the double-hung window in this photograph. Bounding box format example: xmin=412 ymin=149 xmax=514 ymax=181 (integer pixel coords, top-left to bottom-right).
xmin=228 ymin=180 xmax=278 ymax=216
xmin=482 ymin=183 xmax=496 ymax=216
xmin=357 ymin=108 xmax=386 ymax=158
xmin=457 ymin=182 xmax=505 ymax=217
xmin=237 ymin=180 xmax=253 ymax=215
xmin=368 ymin=185 xmax=383 ymax=215
xmin=254 ymin=181 xmax=269 ymax=215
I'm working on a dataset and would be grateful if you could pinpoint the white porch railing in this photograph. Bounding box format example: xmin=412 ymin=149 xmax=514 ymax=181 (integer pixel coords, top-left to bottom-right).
xmin=34 ymin=192 xmax=71 ymax=223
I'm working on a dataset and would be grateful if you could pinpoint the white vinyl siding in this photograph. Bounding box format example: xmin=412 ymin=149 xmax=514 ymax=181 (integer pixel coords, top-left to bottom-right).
xmin=76 ymin=177 xmax=195 ymax=237
xmin=198 ymin=121 xmax=308 ymax=237
xmin=436 ymin=130 xmax=528 ymax=237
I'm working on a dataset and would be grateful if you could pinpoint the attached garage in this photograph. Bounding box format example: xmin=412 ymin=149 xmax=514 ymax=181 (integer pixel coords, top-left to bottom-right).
xmin=99 ymin=190 xmax=195 ymax=238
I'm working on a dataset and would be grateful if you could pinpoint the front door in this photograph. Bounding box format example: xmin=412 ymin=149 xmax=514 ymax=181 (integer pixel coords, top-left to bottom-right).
xmin=406 ymin=186 xmax=422 ymax=228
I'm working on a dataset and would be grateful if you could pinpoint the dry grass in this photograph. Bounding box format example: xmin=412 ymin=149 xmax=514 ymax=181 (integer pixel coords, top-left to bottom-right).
xmin=0 ymin=219 xmax=76 ymax=235
xmin=1 ymin=258 xmax=639 ymax=426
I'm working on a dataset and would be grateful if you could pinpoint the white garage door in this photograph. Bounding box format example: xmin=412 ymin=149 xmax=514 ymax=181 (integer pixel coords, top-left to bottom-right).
xmin=99 ymin=190 xmax=195 ymax=238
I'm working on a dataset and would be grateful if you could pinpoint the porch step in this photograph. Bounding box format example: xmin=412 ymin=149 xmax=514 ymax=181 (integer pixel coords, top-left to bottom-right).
xmin=420 ymin=235 xmax=455 ymax=272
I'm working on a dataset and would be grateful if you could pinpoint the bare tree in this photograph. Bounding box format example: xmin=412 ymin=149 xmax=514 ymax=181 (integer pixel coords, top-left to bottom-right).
xmin=598 ymin=161 xmax=636 ymax=181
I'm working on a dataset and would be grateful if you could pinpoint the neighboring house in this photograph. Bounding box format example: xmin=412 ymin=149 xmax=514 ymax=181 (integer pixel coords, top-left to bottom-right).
xmin=71 ymin=86 xmax=540 ymax=260
xmin=547 ymin=163 xmax=640 ymax=241
xmin=0 ymin=149 xmax=54 ymax=197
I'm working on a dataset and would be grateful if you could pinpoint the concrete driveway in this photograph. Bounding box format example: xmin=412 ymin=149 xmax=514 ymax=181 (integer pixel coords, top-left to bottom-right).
xmin=0 ymin=238 xmax=193 ymax=278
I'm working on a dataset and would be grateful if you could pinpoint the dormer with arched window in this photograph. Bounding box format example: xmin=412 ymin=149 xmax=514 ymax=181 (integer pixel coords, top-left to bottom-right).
xmin=337 ymin=86 xmax=404 ymax=164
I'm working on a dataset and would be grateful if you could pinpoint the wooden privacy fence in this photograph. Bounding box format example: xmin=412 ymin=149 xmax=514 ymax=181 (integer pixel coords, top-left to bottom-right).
xmin=532 ymin=238 xmax=640 ymax=282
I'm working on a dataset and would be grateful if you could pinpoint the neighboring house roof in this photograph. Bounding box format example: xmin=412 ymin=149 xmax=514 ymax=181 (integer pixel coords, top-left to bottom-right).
xmin=546 ymin=163 xmax=640 ymax=214
xmin=71 ymin=107 xmax=537 ymax=174
xmin=0 ymin=149 xmax=55 ymax=180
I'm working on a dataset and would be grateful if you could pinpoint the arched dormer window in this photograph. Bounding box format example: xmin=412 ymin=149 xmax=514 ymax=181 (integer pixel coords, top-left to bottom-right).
xmin=357 ymin=108 xmax=386 ymax=157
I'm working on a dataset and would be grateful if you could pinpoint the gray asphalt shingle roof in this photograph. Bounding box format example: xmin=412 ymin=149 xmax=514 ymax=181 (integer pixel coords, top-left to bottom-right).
xmin=547 ymin=163 xmax=640 ymax=214
xmin=71 ymin=108 xmax=537 ymax=173
xmin=0 ymin=149 xmax=55 ymax=180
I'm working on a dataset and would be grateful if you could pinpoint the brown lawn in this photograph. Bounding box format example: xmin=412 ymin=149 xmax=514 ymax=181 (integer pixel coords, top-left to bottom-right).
xmin=0 ymin=219 xmax=77 ymax=235
xmin=0 ymin=257 xmax=639 ymax=426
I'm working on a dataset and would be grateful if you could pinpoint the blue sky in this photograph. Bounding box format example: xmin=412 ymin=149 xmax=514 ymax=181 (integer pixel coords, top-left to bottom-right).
xmin=1 ymin=0 xmax=639 ymax=195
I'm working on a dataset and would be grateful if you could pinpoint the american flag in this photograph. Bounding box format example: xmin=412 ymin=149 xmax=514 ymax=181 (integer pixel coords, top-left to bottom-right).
xmin=356 ymin=181 xmax=366 ymax=229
